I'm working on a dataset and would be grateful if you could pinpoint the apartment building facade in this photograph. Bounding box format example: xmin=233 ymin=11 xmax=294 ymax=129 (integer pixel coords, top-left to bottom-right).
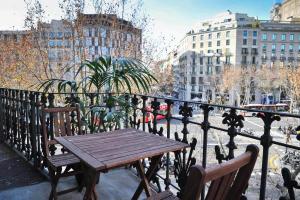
xmin=173 ymin=11 xmax=300 ymax=105
xmin=0 ymin=13 xmax=142 ymax=80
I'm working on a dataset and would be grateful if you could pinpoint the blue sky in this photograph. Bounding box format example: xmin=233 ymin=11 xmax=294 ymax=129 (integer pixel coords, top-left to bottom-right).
xmin=0 ymin=0 xmax=279 ymax=42
xmin=143 ymin=0 xmax=278 ymax=41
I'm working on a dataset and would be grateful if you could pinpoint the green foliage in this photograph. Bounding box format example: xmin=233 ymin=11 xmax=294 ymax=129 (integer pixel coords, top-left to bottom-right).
xmin=77 ymin=56 xmax=157 ymax=93
xmin=39 ymin=56 xmax=156 ymax=132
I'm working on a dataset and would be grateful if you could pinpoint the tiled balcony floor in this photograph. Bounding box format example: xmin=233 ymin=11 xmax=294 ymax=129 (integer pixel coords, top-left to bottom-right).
xmin=0 ymin=143 xmax=146 ymax=200
xmin=0 ymin=168 xmax=146 ymax=200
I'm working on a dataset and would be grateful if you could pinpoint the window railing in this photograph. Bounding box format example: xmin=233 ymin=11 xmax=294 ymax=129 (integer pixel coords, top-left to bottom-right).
xmin=0 ymin=88 xmax=300 ymax=200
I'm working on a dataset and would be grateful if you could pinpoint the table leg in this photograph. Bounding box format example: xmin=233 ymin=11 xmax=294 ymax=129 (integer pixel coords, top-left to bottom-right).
xmin=135 ymin=160 xmax=151 ymax=197
xmin=83 ymin=165 xmax=99 ymax=200
xmin=131 ymin=154 xmax=163 ymax=200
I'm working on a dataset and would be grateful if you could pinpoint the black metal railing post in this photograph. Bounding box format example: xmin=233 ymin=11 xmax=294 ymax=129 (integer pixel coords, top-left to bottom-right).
xmin=40 ymin=93 xmax=47 ymax=167
xmin=200 ymin=104 xmax=213 ymax=199
xmin=48 ymin=93 xmax=56 ymax=156
xmin=164 ymin=99 xmax=173 ymax=190
xmin=0 ymin=89 xmax=4 ymax=142
xmin=20 ymin=90 xmax=26 ymax=153
xmin=124 ymin=94 xmax=129 ymax=129
xmin=29 ymin=92 xmax=38 ymax=168
xmin=129 ymin=95 xmax=140 ymax=129
xmin=16 ymin=90 xmax=21 ymax=151
xmin=141 ymin=96 xmax=148 ymax=131
xmin=35 ymin=92 xmax=42 ymax=167
xmin=257 ymin=112 xmax=280 ymax=200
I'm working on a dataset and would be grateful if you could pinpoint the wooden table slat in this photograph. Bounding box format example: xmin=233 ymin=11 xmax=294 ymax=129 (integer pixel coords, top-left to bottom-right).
xmin=55 ymin=137 xmax=106 ymax=170
xmin=73 ymin=133 xmax=156 ymax=150
xmin=78 ymin=135 xmax=172 ymax=154
xmin=91 ymin=140 xmax=179 ymax=160
xmin=55 ymin=128 xmax=188 ymax=171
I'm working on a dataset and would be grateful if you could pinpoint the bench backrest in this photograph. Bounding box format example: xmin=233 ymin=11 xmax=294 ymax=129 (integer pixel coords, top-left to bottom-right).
xmin=41 ymin=106 xmax=82 ymax=157
xmin=182 ymin=144 xmax=259 ymax=200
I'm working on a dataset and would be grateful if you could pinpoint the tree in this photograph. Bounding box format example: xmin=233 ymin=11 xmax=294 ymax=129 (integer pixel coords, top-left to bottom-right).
xmin=150 ymin=59 xmax=174 ymax=95
xmin=216 ymin=66 xmax=256 ymax=106
xmin=279 ymin=66 xmax=300 ymax=112
xmin=0 ymin=32 xmax=47 ymax=89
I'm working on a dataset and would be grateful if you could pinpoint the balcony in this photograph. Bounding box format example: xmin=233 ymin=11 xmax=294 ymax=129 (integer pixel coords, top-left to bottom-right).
xmin=251 ymin=49 xmax=258 ymax=55
xmin=241 ymin=49 xmax=249 ymax=55
xmin=0 ymin=88 xmax=300 ymax=200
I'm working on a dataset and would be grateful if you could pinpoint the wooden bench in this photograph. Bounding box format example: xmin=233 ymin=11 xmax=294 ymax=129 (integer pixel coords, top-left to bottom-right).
xmin=148 ymin=144 xmax=259 ymax=200
xmin=41 ymin=106 xmax=84 ymax=200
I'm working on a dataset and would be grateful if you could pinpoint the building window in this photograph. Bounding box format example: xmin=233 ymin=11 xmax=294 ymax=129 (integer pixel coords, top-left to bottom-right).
xmin=200 ymin=42 xmax=204 ymax=48
xmin=200 ymin=57 xmax=203 ymax=65
xmin=208 ymin=41 xmax=212 ymax=47
xmin=289 ymin=44 xmax=294 ymax=52
xmin=281 ymin=34 xmax=286 ymax=41
xmin=191 ymin=77 xmax=196 ymax=85
xmin=217 ymin=32 xmax=221 ymax=39
xmin=226 ymin=39 xmax=230 ymax=46
xmin=88 ymin=28 xmax=92 ymax=37
xmin=192 ymin=43 xmax=196 ymax=49
xmin=272 ymin=33 xmax=277 ymax=40
xmin=226 ymin=31 xmax=230 ymax=37
xmin=262 ymin=33 xmax=267 ymax=41
xmin=48 ymin=41 xmax=55 ymax=47
xmin=253 ymin=31 xmax=257 ymax=37
xmin=100 ymin=28 xmax=106 ymax=38
xmin=215 ymin=66 xmax=221 ymax=74
xmin=243 ymin=30 xmax=248 ymax=37
xmin=193 ymin=35 xmax=196 ymax=41
xmin=206 ymin=66 xmax=212 ymax=75
xmin=199 ymin=77 xmax=204 ymax=84
xmin=242 ymin=48 xmax=248 ymax=54
xmin=272 ymin=44 xmax=276 ymax=52
xmin=56 ymin=40 xmax=62 ymax=47
xmin=191 ymin=86 xmax=195 ymax=92
xmin=217 ymin=40 xmax=221 ymax=46
xmin=49 ymin=32 xmax=55 ymax=39
xmin=242 ymin=56 xmax=247 ymax=64
xmin=192 ymin=67 xmax=196 ymax=73
xmin=243 ymin=39 xmax=247 ymax=45
xmin=225 ymin=56 xmax=231 ymax=64
xmin=253 ymin=39 xmax=257 ymax=45
xmin=262 ymin=44 xmax=267 ymax=53
xmin=290 ymin=34 xmax=294 ymax=41
xmin=208 ymin=34 xmax=212 ymax=39
xmin=207 ymin=57 xmax=213 ymax=64
xmin=199 ymin=66 xmax=203 ymax=74
xmin=57 ymin=32 xmax=63 ymax=38
xmin=252 ymin=56 xmax=256 ymax=64
xmin=200 ymin=35 xmax=204 ymax=40
xmin=216 ymin=57 xmax=220 ymax=64
xmin=281 ymin=44 xmax=286 ymax=52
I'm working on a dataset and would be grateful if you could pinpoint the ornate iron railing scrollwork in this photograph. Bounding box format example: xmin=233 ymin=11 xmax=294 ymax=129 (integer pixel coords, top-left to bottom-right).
xmin=215 ymin=108 xmax=245 ymax=163
xmin=173 ymin=102 xmax=197 ymax=198
xmin=148 ymin=98 xmax=163 ymax=136
xmin=129 ymin=95 xmax=140 ymax=129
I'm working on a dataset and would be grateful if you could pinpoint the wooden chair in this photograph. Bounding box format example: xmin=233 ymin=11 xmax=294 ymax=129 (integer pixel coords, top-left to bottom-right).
xmin=147 ymin=144 xmax=259 ymax=200
xmin=41 ymin=106 xmax=84 ymax=200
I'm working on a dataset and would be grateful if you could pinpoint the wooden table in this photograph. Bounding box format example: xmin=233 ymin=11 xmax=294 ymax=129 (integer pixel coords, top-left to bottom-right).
xmin=55 ymin=128 xmax=189 ymax=200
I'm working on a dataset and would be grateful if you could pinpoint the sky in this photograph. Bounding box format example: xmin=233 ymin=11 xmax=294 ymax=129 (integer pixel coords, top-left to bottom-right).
xmin=0 ymin=0 xmax=279 ymax=43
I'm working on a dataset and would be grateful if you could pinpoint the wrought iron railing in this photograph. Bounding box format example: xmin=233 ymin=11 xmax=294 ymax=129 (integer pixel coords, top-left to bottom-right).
xmin=0 ymin=88 xmax=300 ymax=200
